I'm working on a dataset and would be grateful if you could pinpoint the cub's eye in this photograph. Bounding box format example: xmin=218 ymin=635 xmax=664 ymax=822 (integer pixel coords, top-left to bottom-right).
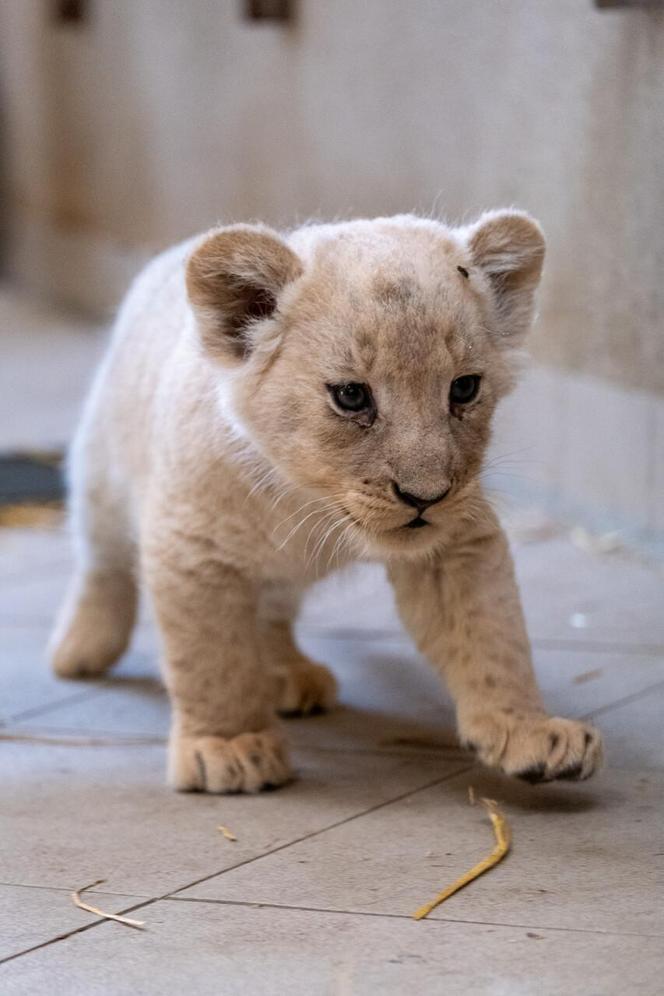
xmin=329 ymin=382 xmax=372 ymax=413
xmin=449 ymin=374 xmax=481 ymax=406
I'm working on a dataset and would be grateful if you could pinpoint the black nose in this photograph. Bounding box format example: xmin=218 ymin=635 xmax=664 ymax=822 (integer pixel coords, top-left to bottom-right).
xmin=392 ymin=482 xmax=450 ymax=511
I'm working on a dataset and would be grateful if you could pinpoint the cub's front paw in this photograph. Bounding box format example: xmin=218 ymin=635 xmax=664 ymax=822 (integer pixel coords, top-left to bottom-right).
xmin=169 ymin=728 xmax=292 ymax=794
xmin=276 ymin=658 xmax=338 ymax=717
xmin=460 ymin=711 xmax=603 ymax=783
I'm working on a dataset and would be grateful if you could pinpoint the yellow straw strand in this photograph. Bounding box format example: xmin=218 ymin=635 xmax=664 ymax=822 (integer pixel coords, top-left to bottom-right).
xmin=412 ymin=798 xmax=511 ymax=920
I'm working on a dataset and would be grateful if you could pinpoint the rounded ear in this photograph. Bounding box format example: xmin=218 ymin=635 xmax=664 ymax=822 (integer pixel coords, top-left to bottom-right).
xmin=465 ymin=210 xmax=545 ymax=342
xmin=186 ymin=224 xmax=303 ymax=365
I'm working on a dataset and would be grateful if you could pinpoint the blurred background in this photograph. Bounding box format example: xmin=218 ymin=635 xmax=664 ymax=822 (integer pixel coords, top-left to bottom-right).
xmin=0 ymin=0 xmax=662 ymax=553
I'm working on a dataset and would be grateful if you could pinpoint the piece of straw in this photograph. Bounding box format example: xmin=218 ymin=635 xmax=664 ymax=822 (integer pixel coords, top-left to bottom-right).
xmin=217 ymin=825 xmax=238 ymax=842
xmin=412 ymin=798 xmax=511 ymax=920
xmin=71 ymin=879 xmax=145 ymax=929
xmin=0 ymin=732 xmax=166 ymax=747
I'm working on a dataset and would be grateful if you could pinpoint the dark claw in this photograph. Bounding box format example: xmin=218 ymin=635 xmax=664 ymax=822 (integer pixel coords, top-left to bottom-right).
xmin=280 ymin=703 xmax=326 ymax=718
xmin=516 ymin=763 xmax=548 ymax=784
xmin=555 ymin=762 xmax=584 ymax=781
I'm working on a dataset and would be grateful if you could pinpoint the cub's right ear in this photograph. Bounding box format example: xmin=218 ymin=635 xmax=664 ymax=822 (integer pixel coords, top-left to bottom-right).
xmin=186 ymin=225 xmax=303 ymax=366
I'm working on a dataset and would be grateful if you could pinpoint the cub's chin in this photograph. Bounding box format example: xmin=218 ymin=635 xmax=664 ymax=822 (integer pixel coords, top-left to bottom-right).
xmin=358 ymin=519 xmax=445 ymax=560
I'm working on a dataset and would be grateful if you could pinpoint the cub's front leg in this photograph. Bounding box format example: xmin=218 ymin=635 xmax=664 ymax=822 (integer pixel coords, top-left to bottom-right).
xmin=143 ymin=530 xmax=291 ymax=794
xmin=389 ymin=511 xmax=603 ymax=783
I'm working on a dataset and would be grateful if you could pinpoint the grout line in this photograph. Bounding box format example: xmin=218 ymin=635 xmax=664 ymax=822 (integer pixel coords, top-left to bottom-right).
xmin=532 ymin=638 xmax=664 ymax=658
xmin=164 ymin=764 xmax=474 ymax=901
xmin=164 ymin=896 xmax=664 ymax=939
xmin=292 ymin=743 xmax=467 ymax=759
xmin=300 ymin=629 xmax=664 ymax=658
xmin=0 ymin=895 xmax=165 ymax=967
xmin=0 ymin=881 xmax=150 ymax=899
xmin=1 ymin=721 xmax=464 ymax=758
xmin=6 ymin=689 xmax=103 ymax=725
xmin=0 ymin=765 xmax=473 ymax=968
xmin=5 ymin=879 xmax=661 ymax=970
xmin=582 ymin=676 xmax=664 ymax=721
xmin=0 ymin=925 xmax=116 ymax=967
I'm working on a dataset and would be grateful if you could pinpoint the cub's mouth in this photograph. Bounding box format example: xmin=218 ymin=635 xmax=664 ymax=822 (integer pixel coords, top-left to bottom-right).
xmin=405 ymin=516 xmax=429 ymax=530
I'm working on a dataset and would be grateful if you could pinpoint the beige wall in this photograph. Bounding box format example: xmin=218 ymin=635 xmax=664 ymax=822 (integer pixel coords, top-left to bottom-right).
xmin=2 ymin=0 xmax=663 ymax=392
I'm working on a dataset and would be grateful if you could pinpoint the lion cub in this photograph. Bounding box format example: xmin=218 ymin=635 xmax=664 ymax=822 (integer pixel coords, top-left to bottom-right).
xmin=49 ymin=211 xmax=602 ymax=793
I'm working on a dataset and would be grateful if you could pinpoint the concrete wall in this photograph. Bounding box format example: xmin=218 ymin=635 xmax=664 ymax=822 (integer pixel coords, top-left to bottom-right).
xmin=1 ymin=0 xmax=663 ymax=393
xmin=1 ymin=0 xmax=662 ymax=545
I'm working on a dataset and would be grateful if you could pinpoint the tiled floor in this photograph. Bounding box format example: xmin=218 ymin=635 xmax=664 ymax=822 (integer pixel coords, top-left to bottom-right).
xmin=1 ymin=288 xmax=663 ymax=993
xmin=1 ymin=521 xmax=663 ymax=994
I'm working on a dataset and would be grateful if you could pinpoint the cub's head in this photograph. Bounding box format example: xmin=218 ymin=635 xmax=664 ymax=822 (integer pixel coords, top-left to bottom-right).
xmin=186 ymin=212 xmax=544 ymax=557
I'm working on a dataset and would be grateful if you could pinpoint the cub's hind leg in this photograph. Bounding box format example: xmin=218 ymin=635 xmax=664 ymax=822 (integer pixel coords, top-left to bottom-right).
xmin=266 ymin=621 xmax=338 ymax=716
xmin=259 ymin=586 xmax=337 ymax=717
xmin=49 ymin=418 xmax=138 ymax=679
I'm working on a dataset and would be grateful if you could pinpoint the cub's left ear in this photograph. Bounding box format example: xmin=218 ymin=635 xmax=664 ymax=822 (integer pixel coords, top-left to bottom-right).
xmin=186 ymin=224 xmax=303 ymax=366
xmin=465 ymin=210 xmax=545 ymax=342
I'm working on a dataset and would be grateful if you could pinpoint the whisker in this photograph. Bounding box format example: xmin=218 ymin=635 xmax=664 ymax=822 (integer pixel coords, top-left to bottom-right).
xmin=303 ymin=506 xmax=346 ymax=563
xmin=271 ymin=492 xmax=348 ymax=536
xmin=274 ymin=496 xmax=348 ymax=550
xmin=309 ymin=514 xmax=349 ymax=570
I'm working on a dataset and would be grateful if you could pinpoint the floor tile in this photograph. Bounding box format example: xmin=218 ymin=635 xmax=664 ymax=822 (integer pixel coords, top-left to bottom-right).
xmin=0 ymin=627 xmax=98 ymax=724
xmin=290 ymin=638 xmax=664 ymax=753
xmin=5 ymin=529 xmax=662 ymax=653
xmin=0 ymin=884 xmax=143 ymax=963
xmin=0 ymin=527 xmax=71 ymax=584
xmin=0 ymin=287 xmax=103 ymax=452
xmin=12 ymin=633 xmax=663 ymax=764
xmin=515 ymin=537 xmax=664 ymax=649
xmin=2 ymin=899 xmax=659 ymax=996
xmin=16 ymin=635 xmax=456 ymax=751
xmin=589 ymin=683 xmax=664 ymax=770
xmin=0 ymin=738 xmax=466 ymax=896
xmin=182 ymin=767 xmax=663 ymax=937
xmin=1 ymin=567 xmax=155 ymax=632
xmin=298 ymin=562 xmax=400 ymax=635
xmin=0 ymin=572 xmax=69 ymax=627
xmin=0 ymin=620 xmax=158 ymax=724
xmin=300 ymin=538 xmax=664 ymax=654
xmin=532 ymin=646 xmax=664 ymax=720
xmin=488 ymin=364 xmax=565 ymax=493
xmin=560 ymin=374 xmax=651 ymax=531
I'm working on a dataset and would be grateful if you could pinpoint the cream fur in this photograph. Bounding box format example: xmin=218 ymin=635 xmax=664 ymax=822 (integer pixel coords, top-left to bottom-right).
xmin=49 ymin=212 xmax=602 ymax=793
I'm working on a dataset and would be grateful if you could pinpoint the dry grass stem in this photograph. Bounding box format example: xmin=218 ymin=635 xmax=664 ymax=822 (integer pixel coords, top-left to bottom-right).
xmin=71 ymin=880 xmax=145 ymax=929
xmin=412 ymin=798 xmax=511 ymax=920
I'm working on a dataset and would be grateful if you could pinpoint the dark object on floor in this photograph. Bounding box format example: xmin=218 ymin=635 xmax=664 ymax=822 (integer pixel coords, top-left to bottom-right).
xmin=0 ymin=451 xmax=65 ymax=505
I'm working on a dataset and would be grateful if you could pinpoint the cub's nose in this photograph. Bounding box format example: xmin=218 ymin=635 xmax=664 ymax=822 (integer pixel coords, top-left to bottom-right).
xmin=392 ymin=482 xmax=450 ymax=511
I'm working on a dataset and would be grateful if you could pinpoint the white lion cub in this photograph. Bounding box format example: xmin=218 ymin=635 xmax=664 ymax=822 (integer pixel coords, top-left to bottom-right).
xmin=49 ymin=211 xmax=602 ymax=793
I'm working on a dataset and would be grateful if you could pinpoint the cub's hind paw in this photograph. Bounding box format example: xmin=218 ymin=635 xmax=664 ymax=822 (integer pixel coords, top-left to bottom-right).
xmin=276 ymin=659 xmax=338 ymax=717
xmin=49 ymin=621 xmax=126 ymax=679
xmin=460 ymin=712 xmax=603 ymax=784
xmin=169 ymin=728 xmax=292 ymax=794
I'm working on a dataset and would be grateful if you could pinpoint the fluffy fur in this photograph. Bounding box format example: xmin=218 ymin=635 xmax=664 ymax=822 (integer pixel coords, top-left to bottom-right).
xmin=49 ymin=211 xmax=602 ymax=792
